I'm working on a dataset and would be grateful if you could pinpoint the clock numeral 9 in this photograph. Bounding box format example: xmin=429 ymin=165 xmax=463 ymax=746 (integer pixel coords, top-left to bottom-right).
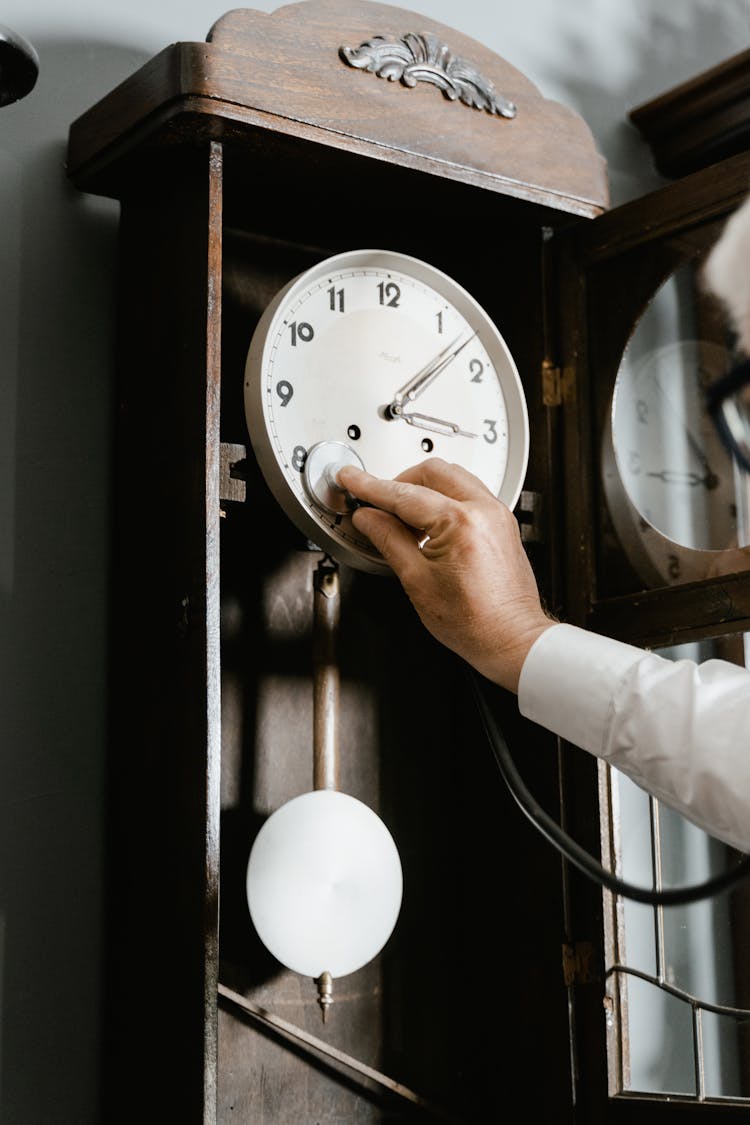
xmin=377 ymin=281 xmax=401 ymax=307
xmin=288 ymin=320 xmax=314 ymax=346
xmin=276 ymin=380 xmax=293 ymax=407
xmin=636 ymin=399 xmax=648 ymax=423
xmin=292 ymin=445 xmax=307 ymax=472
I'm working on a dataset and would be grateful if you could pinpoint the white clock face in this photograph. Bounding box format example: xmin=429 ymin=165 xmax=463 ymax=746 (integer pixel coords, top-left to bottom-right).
xmin=612 ymin=340 xmax=737 ymax=551
xmin=244 ymin=249 xmax=529 ymax=573
xmin=603 ymin=338 xmax=748 ymax=586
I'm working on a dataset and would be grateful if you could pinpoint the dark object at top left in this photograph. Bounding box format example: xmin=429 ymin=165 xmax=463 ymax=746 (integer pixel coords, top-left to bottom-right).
xmin=0 ymin=25 xmax=39 ymax=107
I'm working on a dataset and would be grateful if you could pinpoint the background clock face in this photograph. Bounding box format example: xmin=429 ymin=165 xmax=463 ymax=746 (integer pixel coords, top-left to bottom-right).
xmin=244 ymin=249 xmax=529 ymax=573
xmin=603 ymin=338 xmax=749 ymax=585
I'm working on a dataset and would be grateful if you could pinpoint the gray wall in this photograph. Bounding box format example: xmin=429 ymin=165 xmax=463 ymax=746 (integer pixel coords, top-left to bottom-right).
xmin=0 ymin=0 xmax=747 ymax=1121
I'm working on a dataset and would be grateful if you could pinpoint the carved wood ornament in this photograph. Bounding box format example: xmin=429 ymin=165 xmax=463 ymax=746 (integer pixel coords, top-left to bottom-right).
xmin=339 ymin=30 xmax=518 ymax=118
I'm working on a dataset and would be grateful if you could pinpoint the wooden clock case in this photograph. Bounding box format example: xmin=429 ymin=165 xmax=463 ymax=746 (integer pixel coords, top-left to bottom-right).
xmin=63 ymin=2 xmax=627 ymax=1121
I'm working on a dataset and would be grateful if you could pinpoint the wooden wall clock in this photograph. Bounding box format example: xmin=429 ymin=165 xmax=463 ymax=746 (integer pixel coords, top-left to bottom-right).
xmin=66 ymin=2 xmax=610 ymax=1122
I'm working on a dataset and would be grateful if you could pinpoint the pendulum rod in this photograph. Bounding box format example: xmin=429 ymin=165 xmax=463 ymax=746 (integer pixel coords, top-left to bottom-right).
xmin=313 ymin=556 xmax=340 ymax=792
xmin=312 ymin=555 xmax=341 ymax=1019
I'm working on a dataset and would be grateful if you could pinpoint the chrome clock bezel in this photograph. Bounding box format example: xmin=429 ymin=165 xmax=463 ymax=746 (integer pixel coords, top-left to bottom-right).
xmin=244 ymin=248 xmax=530 ymax=573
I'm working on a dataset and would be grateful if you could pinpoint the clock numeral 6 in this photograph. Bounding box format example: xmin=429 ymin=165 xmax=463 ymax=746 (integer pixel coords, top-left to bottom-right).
xmin=288 ymin=320 xmax=314 ymax=346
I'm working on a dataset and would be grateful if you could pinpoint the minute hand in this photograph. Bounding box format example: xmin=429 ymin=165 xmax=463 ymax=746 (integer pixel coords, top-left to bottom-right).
xmin=390 ymin=332 xmax=477 ymax=411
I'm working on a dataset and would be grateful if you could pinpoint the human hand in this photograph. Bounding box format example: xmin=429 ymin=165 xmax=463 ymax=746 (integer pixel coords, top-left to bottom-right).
xmin=337 ymin=457 xmax=555 ymax=692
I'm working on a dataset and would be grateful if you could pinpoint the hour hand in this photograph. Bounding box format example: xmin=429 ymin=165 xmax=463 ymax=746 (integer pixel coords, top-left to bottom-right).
xmin=398 ymin=410 xmax=477 ymax=438
xmin=646 ymin=468 xmax=718 ymax=488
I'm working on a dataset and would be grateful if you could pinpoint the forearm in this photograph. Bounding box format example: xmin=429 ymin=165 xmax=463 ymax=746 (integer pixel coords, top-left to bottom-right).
xmin=519 ymin=624 xmax=750 ymax=853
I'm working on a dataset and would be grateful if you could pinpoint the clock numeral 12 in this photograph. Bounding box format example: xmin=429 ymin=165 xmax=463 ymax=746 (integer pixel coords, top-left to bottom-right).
xmin=377 ymin=281 xmax=400 ymax=307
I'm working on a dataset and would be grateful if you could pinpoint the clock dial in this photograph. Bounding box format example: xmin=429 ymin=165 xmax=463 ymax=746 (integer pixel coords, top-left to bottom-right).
xmin=244 ymin=249 xmax=529 ymax=573
xmin=603 ymin=338 xmax=747 ymax=585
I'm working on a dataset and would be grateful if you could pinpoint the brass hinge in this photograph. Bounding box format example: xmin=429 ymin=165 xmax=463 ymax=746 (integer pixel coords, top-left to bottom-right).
xmin=516 ymin=489 xmax=543 ymax=544
xmin=562 ymin=941 xmax=597 ymax=986
xmin=542 ymin=358 xmax=574 ymax=406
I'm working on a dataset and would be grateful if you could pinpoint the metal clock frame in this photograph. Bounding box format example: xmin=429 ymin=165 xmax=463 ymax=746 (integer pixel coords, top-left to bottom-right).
xmin=243 ymin=247 xmax=530 ymax=573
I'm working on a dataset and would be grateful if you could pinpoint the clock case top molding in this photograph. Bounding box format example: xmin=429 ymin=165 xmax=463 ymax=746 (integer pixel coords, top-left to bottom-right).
xmin=67 ymin=0 xmax=608 ymax=217
xmin=66 ymin=3 xmax=615 ymax=1123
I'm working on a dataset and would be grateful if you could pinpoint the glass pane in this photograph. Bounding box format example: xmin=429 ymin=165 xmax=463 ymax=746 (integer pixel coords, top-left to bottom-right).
xmin=626 ymin=975 xmax=695 ymax=1096
xmin=606 ymin=634 xmax=750 ymax=1102
xmin=703 ymin=1010 xmax=747 ymax=1099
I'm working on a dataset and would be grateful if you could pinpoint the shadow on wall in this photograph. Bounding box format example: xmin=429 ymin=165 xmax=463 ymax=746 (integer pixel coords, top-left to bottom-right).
xmin=0 ymin=36 xmax=151 ymax=1125
xmin=541 ymin=0 xmax=750 ymax=205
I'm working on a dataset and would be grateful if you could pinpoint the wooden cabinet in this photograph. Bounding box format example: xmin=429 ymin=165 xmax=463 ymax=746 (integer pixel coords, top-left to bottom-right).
xmin=68 ymin=5 xmax=750 ymax=1123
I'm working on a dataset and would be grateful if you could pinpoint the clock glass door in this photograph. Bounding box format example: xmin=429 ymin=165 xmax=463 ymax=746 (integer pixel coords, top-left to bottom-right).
xmin=560 ymin=167 xmax=750 ymax=1118
xmin=597 ymin=224 xmax=750 ymax=598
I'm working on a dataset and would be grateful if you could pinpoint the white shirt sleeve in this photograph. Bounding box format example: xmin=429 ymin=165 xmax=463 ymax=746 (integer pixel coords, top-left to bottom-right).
xmin=517 ymin=623 xmax=750 ymax=853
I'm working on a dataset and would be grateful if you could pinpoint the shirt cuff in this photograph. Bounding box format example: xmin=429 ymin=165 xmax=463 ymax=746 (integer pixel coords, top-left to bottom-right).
xmin=517 ymin=623 xmax=646 ymax=755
